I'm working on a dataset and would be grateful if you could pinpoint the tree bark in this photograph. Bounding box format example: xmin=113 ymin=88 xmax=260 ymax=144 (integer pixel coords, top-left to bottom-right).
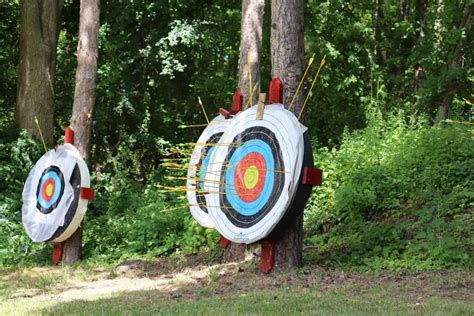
xmin=434 ymin=3 xmax=472 ymax=123
xmin=399 ymin=0 xmax=409 ymax=21
xmin=223 ymin=0 xmax=264 ymax=262
xmin=270 ymin=0 xmax=305 ymax=270
xmin=16 ymin=0 xmax=64 ymax=145
xmin=238 ymin=0 xmax=265 ymax=108
xmin=62 ymin=0 xmax=100 ymax=264
xmin=374 ymin=0 xmax=385 ymax=66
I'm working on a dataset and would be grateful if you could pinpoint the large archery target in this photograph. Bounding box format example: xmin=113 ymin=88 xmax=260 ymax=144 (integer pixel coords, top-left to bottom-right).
xmin=22 ymin=144 xmax=90 ymax=243
xmin=186 ymin=114 xmax=232 ymax=228
xmin=206 ymin=104 xmax=306 ymax=243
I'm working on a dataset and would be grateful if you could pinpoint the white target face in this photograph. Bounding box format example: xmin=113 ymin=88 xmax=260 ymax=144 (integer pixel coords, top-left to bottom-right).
xmin=186 ymin=114 xmax=233 ymax=228
xmin=205 ymin=104 xmax=306 ymax=244
xmin=22 ymin=144 xmax=90 ymax=243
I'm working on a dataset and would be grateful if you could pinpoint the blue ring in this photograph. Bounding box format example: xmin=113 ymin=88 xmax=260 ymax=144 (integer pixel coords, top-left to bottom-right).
xmin=37 ymin=171 xmax=62 ymax=209
xmin=225 ymin=139 xmax=274 ymax=216
xmin=198 ymin=146 xmax=216 ymax=190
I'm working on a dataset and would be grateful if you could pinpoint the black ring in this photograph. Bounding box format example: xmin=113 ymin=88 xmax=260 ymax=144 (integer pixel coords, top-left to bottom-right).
xmin=218 ymin=126 xmax=285 ymax=228
xmin=35 ymin=166 xmax=65 ymax=214
xmin=195 ymin=132 xmax=223 ymax=214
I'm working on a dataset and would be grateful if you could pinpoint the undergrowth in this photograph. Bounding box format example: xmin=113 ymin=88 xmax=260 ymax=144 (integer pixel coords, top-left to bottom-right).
xmin=304 ymin=110 xmax=474 ymax=271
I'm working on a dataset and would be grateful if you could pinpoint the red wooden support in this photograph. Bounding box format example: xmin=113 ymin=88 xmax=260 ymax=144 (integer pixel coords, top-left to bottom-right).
xmin=219 ymin=90 xmax=244 ymax=118
xmin=268 ymin=78 xmax=283 ymax=104
xmin=219 ymin=108 xmax=232 ymax=118
xmin=302 ymin=167 xmax=323 ymax=186
xmin=260 ymin=240 xmax=276 ymax=273
xmin=64 ymin=126 xmax=74 ymax=144
xmin=80 ymin=188 xmax=95 ymax=200
xmin=232 ymin=90 xmax=243 ymax=113
xmin=52 ymin=126 xmax=75 ymax=265
xmin=220 ymin=236 xmax=231 ymax=248
xmin=52 ymin=243 xmax=64 ymax=265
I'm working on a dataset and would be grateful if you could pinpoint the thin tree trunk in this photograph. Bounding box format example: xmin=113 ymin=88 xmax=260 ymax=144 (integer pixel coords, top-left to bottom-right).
xmin=399 ymin=0 xmax=409 ymax=21
xmin=374 ymin=0 xmax=385 ymax=66
xmin=238 ymin=0 xmax=265 ymax=108
xmin=223 ymin=0 xmax=265 ymax=262
xmin=62 ymin=0 xmax=100 ymax=264
xmin=270 ymin=0 xmax=305 ymax=270
xmin=414 ymin=0 xmax=427 ymax=40
xmin=16 ymin=0 xmax=63 ymax=145
xmin=413 ymin=0 xmax=427 ymax=97
xmin=434 ymin=3 xmax=472 ymax=123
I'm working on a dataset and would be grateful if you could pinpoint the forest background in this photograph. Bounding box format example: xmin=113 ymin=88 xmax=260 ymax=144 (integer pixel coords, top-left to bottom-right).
xmin=0 ymin=0 xmax=472 ymax=271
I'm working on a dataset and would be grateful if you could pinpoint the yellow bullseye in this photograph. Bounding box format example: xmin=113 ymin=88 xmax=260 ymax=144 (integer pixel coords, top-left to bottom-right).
xmin=243 ymin=165 xmax=259 ymax=189
xmin=45 ymin=183 xmax=54 ymax=197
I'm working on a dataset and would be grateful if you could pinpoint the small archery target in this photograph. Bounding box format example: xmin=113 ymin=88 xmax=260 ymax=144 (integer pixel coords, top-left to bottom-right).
xmin=205 ymin=104 xmax=306 ymax=244
xmin=186 ymin=114 xmax=232 ymax=228
xmin=22 ymin=144 xmax=91 ymax=243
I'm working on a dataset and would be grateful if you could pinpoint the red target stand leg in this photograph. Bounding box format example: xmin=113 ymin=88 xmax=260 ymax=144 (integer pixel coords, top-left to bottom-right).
xmin=51 ymin=127 xmax=75 ymax=265
xmin=259 ymin=78 xmax=324 ymax=274
xmin=257 ymin=78 xmax=282 ymax=273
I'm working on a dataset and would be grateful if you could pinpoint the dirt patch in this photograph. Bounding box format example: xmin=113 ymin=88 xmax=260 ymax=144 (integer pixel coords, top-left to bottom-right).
xmin=1 ymin=256 xmax=473 ymax=309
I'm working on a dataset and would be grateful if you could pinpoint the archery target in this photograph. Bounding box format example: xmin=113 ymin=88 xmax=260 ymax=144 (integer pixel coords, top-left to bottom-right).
xmin=186 ymin=114 xmax=233 ymax=228
xmin=22 ymin=144 xmax=90 ymax=243
xmin=205 ymin=104 xmax=307 ymax=244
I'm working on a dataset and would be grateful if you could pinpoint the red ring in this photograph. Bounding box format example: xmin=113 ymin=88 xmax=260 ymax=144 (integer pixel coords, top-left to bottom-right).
xmin=41 ymin=178 xmax=56 ymax=203
xmin=234 ymin=152 xmax=266 ymax=202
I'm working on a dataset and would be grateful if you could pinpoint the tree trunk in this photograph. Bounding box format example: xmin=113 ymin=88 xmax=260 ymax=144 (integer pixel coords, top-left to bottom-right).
xmin=16 ymin=0 xmax=64 ymax=145
xmin=223 ymin=0 xmax=264 ymax=262
xmin=270 ymin=0 xmax=305 ymax=270
xmin=414 ymin=0 xmax=427 ymax=40
xmin=238 ymin=0 xmax=265 ymax=108
xmin=412 ymin=0 xmax=427 ymax=97
xmin=222 ymin=0 xmax=265 ymax=262
xmin=62 ymin=0 xmax=100 ymax=264
xmin=399 ymin=0 xmax=409 ymax=21
xmin=374 ymin=0 xmax=385 ymax=66
xmin=434 ymin=3 xmax=472 ymax=123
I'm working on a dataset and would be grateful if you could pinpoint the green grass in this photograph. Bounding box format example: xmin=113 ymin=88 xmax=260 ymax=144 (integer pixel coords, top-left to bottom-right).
xmin=1 ymin=262 xmax=473 ymax=315
xmin=3 ymin=287 xmax=471 ymax=316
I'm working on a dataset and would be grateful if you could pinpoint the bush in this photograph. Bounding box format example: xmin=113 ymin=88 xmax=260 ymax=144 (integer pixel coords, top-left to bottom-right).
xmin=304 ymin=111 xmax=474 ymax=270
xmin=0 ymin=129 xmax=50 ymax=267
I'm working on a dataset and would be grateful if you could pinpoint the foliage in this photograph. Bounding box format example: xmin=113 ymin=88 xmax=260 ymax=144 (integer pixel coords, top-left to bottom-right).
xmin=0 ymin=0 xmax=472 ymax=271
xmin=0 ymin=128 xmax=48 ymax=267
xmin=0 ymin=1 xmax=19 ymax=126
xmin=304 ymin=110 xmax=474 ymax=270
xmin=304 ymin=0 xmax=472 ymax=143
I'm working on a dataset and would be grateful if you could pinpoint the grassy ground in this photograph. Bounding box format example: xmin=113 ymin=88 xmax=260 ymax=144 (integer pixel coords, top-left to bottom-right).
xmin=1 ymin=256 xmax=473 ymax=315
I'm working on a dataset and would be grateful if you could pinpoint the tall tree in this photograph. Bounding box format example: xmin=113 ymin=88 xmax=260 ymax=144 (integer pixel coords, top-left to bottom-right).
xmin=16 ymin=0 xmax=64 ymax=145
xmin=62 ymin=0 xmax=100 ymax=264
xmin=224 ymin=0 xmax=265 ymax=263
xmin=271 ymin=0 xmax=305 ymax=269
xmin=434 ymin=2 xmax=472 ymax=123
xmin=238 ymin=0 xmax=265 ymax=108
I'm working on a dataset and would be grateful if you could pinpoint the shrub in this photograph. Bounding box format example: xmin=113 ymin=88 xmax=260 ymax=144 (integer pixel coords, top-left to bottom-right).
xmin=304 ymin=111 xmax=474 ymax=271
